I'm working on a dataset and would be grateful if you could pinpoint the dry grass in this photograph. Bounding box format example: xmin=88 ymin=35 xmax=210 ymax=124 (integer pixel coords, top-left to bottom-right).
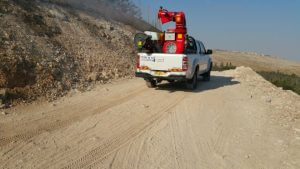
xmin=212 ymin=50 xmax=300 ymax=76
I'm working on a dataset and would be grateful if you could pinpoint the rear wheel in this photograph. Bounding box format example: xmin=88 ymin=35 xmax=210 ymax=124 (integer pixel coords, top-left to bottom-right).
xmin=203 ymin=63 xmax=212 ymax=81
xmin=203 ymin=71 xmax=211 ymax=81
xmin=186 ymin=70 xmax=198 ymax=90
xmin=145 ymin=79 xmax=157 ymax=88
xmin=167 ymin=80 xmax=175 ymax=83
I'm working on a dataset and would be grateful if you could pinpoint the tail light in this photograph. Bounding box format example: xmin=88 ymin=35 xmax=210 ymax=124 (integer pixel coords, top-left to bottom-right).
xmin=182 ymin=56 xmax=188 ymax=71
xmin=136 ymin=55 xmax=140 ymax=69
xmin=160 ymin=33 xmax=165 ymax=41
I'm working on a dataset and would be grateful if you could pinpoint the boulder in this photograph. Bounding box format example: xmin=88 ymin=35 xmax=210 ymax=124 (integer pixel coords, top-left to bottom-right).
xmin=0 ymin=89 xmax=6 ymax=106
xmin=0 ymin=88 xmax=6 ymax=98
xmin=87 ymin=73 xmax=98 ymax=82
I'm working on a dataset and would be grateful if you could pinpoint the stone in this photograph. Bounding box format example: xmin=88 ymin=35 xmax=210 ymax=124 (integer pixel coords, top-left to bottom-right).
xmin=261 ymin=96 xmax=272 ymax=103
xmin=0 ymin=89 xmax=6 ymax=97
xmin=86 ymin=86 xmax=92 ymax=91
xmin=0 ymin=104 xmax=5 ymax=109
xmin=87 ymin=73 xmax=97 ymax=82
xmin=2 ymin=31 xmax=9 ymax=39
xmin=142 ymin=104 xmax=149 ymax=108
xmin=245 ymin=154 xmax=251 ymax=159
xmin=0 ymin=89 xmax=6 ymax=108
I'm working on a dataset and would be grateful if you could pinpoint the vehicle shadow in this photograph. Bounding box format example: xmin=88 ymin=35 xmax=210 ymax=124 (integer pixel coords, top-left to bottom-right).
xmin=155 ymin=75 xmax=240 ymax=93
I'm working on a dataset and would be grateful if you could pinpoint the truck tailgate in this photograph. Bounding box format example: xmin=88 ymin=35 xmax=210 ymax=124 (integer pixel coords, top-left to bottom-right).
xmin=139 ymin=53 xmax=185 ymax=71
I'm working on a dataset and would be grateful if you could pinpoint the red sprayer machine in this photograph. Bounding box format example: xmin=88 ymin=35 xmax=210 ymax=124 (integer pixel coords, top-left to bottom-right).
xmin=134 ymin=7 xmax=188 ymax=54
xmin=158 ymin=7 xmax=187 ymax=53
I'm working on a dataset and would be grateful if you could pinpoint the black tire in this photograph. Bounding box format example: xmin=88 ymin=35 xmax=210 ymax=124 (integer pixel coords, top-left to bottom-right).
xmin=167 ymin=80 xmax=175 ymax=83
xmin=203 ymin=71 xmax=211 ymax=81
xmin=186 ymin=70 xmax=198 ymax=90
xmin=145 ymin=79 xmax=157 ymax=88
xmin=203 ymin=63 xmax=212 ymax=81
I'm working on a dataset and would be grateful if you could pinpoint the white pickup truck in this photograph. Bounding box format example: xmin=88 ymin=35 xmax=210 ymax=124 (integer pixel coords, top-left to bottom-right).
xmin=135 ymin=37 xmax=213 ymax=90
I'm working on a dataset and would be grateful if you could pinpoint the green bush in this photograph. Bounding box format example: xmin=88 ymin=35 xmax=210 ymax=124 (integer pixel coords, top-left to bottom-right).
xmin=212 ymin=62 xmax=236 ymax=71
xmin=257 ymin=71 xmax=300 ymax=95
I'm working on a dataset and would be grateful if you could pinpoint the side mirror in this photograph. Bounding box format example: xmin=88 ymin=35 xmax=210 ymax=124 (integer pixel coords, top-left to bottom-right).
xmin=206 ymin=49 xmax=213 ymax=55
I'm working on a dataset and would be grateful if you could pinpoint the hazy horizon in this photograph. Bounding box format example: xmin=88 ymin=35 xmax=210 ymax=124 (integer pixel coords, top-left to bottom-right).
xmin=133 ymin=0 xmax=300 ymax=62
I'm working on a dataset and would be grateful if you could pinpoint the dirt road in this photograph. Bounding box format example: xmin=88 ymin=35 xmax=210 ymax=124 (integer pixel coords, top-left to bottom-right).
xmin=0 ymin=67 xmax=299 ymax=169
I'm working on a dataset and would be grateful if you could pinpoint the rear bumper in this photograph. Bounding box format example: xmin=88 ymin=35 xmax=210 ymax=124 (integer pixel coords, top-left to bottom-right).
xmin=135 ymin=72 xmax=186 ymax=81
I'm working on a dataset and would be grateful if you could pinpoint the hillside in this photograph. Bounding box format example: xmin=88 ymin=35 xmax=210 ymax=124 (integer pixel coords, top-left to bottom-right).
xmin=212 ymin=50 xmax=300 ymax=76
xmin=0 ymin=0 xmax=156 ymax=106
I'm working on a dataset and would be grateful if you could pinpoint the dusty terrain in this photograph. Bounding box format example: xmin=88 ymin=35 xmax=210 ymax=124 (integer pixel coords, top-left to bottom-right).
xmin=0 ymin=67 xmax=299 ymax=169
xmin=213 ymin=50 xmax=300 ymax=75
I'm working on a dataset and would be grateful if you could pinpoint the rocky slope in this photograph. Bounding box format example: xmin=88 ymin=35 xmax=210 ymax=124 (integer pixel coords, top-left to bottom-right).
xmin=0 ymin=0 xmax=155 ymax=107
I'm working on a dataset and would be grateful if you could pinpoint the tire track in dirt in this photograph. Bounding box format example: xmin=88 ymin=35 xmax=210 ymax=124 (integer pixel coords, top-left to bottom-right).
xmin=61 ymin=92 xmax=188 ymax=169
xmin=17 ymin=88 xmax=183 ymax=169
xmin=133 ymin=133 xmax=147 ymax=169
xmin=169 ymin=111 xmax=181 ymax=169
xmin=2 ymin=86 xmax=173 ymax=169
xmin=0 ymin=87 xmax=147 ymax=147
xmin=211 ymin=112 xmax=235 ymax=156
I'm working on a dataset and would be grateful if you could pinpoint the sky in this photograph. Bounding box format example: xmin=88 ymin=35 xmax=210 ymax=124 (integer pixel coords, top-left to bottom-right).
xmin=132 ymin=0 xmax=300 ymax=61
